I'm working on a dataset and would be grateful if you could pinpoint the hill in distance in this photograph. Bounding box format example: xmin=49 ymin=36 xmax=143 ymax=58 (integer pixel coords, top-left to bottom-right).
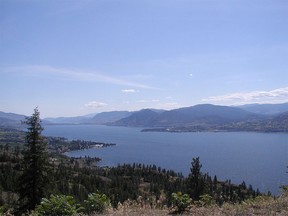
xmin=44 ymin=109 xmax=165 ymax=125
xmin=238 ymin=102 xmax=288 ymax=115
xmin=112 ymin=104 xmax=264 ymax=127
xmin=2 ymin=103 xmax=288 ymax=132
xmin=45 ymin=115 xmax=91 ymax=124
xmin=44 ymin=111 xmax=134 ymax=125
xmin=108 ymin=109 xmax=160 ymax=127
xmin=0 ymin=111 xmax=27 ymax=129
xmin=86 ymin=111 xmax=133 ymax=124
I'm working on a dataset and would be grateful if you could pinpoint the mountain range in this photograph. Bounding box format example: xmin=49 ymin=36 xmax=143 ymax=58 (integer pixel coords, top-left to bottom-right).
xmin=238 ymin=103 xmax=288 ymax=115
xmin=111 ymin=104 xmax=266 ymax=127
xmin=45 ymin=111 xmax=133 ymax=125
xmin=0 ymin=111 xmax=26 ymax=129
xmin=1 ymin=103 xmax=288 ymax=132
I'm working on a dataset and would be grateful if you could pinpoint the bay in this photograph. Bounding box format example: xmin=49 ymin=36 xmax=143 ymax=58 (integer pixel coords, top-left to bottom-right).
xmin=43 ymin=124 xmax=288 ymax=195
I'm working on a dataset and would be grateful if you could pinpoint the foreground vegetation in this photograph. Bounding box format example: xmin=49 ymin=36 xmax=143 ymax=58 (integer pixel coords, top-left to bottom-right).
xmin=0 ymin=108 xmax=287 ymax=215
xmin=102 ymin=189 xmax=288 ymax=216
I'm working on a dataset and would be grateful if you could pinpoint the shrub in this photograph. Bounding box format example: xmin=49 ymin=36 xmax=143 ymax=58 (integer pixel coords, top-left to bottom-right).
xmin=84 ymin=191 xmax=111 ymax=214
xmin=171 ymin=192 xmax=191 ymax=213
xmin=0 ymin=206 xmax=6 ymax=214
xmin=280 ymin=185 xmax=288 ymax=193
xmin=34 ymin=194 xmax=82 ymax=216
xmin=198 ymin=194 xmax=215 ymax=206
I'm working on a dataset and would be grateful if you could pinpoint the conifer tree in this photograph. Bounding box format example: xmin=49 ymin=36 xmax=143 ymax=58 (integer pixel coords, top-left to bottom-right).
xmin=187 ymin=157 xmax=205 ymax=200
xmin=17 ymin=108 xmax=49 ymax=212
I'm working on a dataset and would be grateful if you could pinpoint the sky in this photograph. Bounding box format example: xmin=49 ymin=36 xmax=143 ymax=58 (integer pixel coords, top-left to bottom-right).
xmin=1 ymin=0 xmax=288 ymax=118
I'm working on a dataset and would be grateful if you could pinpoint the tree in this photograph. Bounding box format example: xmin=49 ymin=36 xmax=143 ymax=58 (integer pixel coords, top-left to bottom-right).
xmin=17 ymin=108 xmax=50 ymax=212
xmin=187 ymin=157 xmax=205 ymax=200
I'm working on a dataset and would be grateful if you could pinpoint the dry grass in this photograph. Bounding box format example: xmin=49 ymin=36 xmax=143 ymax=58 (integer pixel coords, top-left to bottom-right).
xmin=99 ymin=192 xmax=288 ymax=216
xmin=2 ymin=192 xmax=287 ymax=215
xmin=218 ymin=193 xmax=288 ymax=216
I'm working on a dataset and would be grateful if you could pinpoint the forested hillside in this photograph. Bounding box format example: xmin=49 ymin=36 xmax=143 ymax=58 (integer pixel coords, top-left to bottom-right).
xmin=0 ymin=143 xmax=262 ymax=215
xmin=0 ymin=108 xmax=287 ymax=215
xmin=0 ymin=126 xmax=262 ymax=215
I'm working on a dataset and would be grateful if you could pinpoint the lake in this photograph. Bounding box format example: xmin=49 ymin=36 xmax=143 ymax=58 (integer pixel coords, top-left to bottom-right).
xmin=43 ymin=124 xmax=288 ymax=195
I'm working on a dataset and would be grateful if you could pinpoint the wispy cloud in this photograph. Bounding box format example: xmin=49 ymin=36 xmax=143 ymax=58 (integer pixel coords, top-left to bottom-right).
xmin=2 ymin=65 xmax=156 ymax=89
xmin=84 ymin=101 xmax=107 ymax=109
xmin=137 ymin=99 xmax=160 ymax=103
xmin=121 ymin=89 xmax=137 ymax=93
xmin=202 ymin=87 xmax=288 ymax=105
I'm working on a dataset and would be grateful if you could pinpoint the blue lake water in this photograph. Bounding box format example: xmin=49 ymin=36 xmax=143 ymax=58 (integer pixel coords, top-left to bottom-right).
xmin=43 ymin=124 xmax=288 ymax=195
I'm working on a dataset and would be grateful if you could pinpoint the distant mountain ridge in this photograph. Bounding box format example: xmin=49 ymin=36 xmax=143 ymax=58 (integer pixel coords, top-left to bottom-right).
xmin=45 ymin=111 xmax=133 ymax=125
xmin=109 ymin=109 xmax=160 ymax=127
xmin=111 ymin=104 xmax=264 ymax=127
xmin=1 ymin=103 xmax=288 ymax=132
xmin=45 ymin=116 xmax=90 ymax=124
xmin=86 ymin=111 xmax=133 ymax=124
xmin=238 ymin=103 xmax=288 ymax=115
xmin=0 ymin=111 xmax=26 ymax=121
xmin=0 ymin=111 xmax=26 ymax=128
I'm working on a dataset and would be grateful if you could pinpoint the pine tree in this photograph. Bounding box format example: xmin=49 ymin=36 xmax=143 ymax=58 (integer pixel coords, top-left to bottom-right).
xmin=17 ymin=108 xmax=50 ymax=212
xmin=187 ymin=157 xmax=205 ymax=200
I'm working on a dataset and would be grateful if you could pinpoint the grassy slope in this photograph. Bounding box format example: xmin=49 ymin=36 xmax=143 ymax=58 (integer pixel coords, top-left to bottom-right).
xmin=2 ymin=192 xmax=286 ymax=215
xmin=101 ymin=192 xmax=288 ymax=216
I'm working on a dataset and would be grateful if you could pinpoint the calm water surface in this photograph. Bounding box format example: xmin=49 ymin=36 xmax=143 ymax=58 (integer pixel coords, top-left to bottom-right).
xmin=43 ymin=125 xmax=288 ymax=195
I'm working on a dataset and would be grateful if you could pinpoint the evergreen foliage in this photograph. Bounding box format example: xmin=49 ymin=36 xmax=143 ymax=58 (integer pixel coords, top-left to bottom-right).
xmin=187 ymin=157 xmax=205 ymax=200
xmin=0 ymin=143 xmax=262 ymax=214
xmin=17 ymin=108 xmax=50 ymax=212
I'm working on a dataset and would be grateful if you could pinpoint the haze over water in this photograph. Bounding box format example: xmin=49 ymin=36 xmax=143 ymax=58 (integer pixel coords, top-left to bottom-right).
xmin=43 ymin=124 xmax=288 ymax=195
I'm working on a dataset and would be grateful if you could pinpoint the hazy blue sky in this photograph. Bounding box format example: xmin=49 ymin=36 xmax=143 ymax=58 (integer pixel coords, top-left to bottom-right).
xmin=1 ymin=0 xmax=288 ymax=117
